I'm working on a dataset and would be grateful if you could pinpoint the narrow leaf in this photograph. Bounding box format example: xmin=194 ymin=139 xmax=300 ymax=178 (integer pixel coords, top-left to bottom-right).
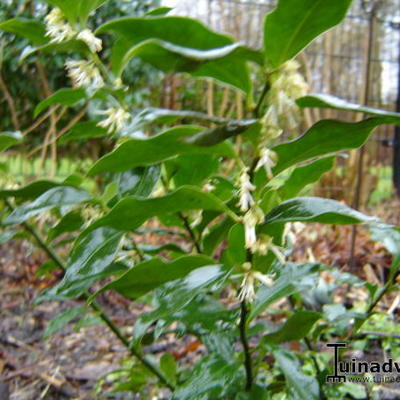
xmin=264 ymin=197 xmax=375 ymax=225
xmin=101 ymin=255 xmax=216 ymax=299
xmin=44 ymin=306 xmax=85 ymax=338
xmin=0 ymin=18 xmax=48 ymax=45
xmin=264 ymin=0 xmax=352 ymax=67
xmin=0 ymin=131 xmax=22 ymax=152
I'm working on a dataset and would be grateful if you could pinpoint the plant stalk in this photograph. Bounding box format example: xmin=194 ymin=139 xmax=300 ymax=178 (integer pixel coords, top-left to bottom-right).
xmin=239 ymin=300 xmax=253 ymax=391
xmin=4 ymin=199 xmax=175 ymax=391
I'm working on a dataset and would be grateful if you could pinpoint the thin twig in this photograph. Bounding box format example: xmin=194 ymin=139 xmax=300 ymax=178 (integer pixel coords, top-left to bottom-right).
xmin=4 ymin=199 xmax=175 ymax=391
xmin=178 ymin=212 xmax=202 ymax=253
xmin=239 ymin=300 xmax=253 ymax=391
xmin=0 ymin=70 xmax=20 ymax=130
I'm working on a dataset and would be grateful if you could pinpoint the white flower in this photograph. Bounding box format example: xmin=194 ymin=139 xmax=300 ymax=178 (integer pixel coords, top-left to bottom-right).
xmin=250 ymin=236 xmax=286 ymax=263
xmin=77 ymin=29 xmax=103 ymax=53
xmin=243 ymin=206 xmax=264 ymax=249
xmin=65 ymin=60 xmax=104 ymax=88
xmin=238 ymin=268 xmax=274 ymax=303
xmin=45 ymin=8 xmax=76 ymax=43
xmin=238 ymin=168 xmax=256 ymax=212
xmin=255 ymin=148 xmax=278 ymax=179
xmin=97 ymin=107 xmax=131 ymax=133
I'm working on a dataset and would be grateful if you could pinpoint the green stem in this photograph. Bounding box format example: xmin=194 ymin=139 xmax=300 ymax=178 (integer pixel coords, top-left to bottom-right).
xmin=4 ymin=199 xmax=175 ymax=391
xmin=239 ymin=300 xmax=253 ymax=391
xmin=253 ymin=81 xmax=271 ymax=119
xmin=178 ymin=212 xmax=202 ymax=253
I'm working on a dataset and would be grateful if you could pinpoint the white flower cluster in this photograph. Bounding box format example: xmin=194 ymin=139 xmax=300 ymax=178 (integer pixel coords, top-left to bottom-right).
xmin=97 ymin=107 xmax=131 ymax=133
xmin=238 ymin=262 xmax=274 ymax=303
xmin=65 ymin=60 xmax=104 ymax=89
xmin=45 ymin=8 xmax=103 ymax=52
xmin=260 ymin=60 xmax=308 ymax=144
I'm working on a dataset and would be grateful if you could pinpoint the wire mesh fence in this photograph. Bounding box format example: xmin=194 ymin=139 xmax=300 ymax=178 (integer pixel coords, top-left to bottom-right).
xmin=170 ymin=0 xmax=400 ymax=206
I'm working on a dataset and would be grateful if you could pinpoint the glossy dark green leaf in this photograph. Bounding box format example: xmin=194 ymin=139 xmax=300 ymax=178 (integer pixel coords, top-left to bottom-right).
xmin=101 ymin=255 xmax=216 ymax=299
xmin=278 ymin=157 xmax=335 ymax=200
xmin=44 ymin=0 xmax=106 ymax=24
xmin=115 ymin=165 xmax=161 ymax=199
xmin=4 ymin=187 xmax=91 ymax=225
xmin=139 ymin=265 xmax=229 ymax=324
xmin=222 ymin=224 xmax=246 ymax=267
xmin=250 ymin=263 xmax=320 ymax=320
xmin=160 ymin=354 xmax=177 ymax=386
xmin=173 ymin=356 xmax=242 ymax=400
xmin=272 ymin=118 xmax=397 ymax=175
xmin=89 ymin=126 xmax=235 ymax=175
xmin=86 ymin=186 xmax=235 ymax=233
xmin=0 ymin=18 xmax=48 ymax=45
xmin=49 ymin=228 xmax=124 ymax=298
xmin=264 ymin=0 xmax=352 ymax=67
xmin=44 ymin=306 xmax=86 ymax=338
xmin=138 ymin=243 xmax=186 ymax=255
xmin=48 ymin=210 xmax=84 ymax=242
xmin=263 ymin=310 xmax=321 ymax=345
xmin=34 ymin=88 xmax=86 ymax=117
xmin=168 ymin=154 xmax=219 ymax=187
xmin=0 ymin=131 xmax=22 ymax=152
xmin=145 ymin=7 xmax=173 ymax=16
xmin=274 ymin=350 xmax=319 ymax=400
xmin=202 ymin=217 xmax=234 ymax=256
xmin=297 ymin=94 xmax=400 ymax=122
xmin=60 ymin=121 xmax=108 ymax=143
xmin=265 ymin=197 xmax=375 ymax=225
xmin=0 ymin=180 xmax=65 ymax=200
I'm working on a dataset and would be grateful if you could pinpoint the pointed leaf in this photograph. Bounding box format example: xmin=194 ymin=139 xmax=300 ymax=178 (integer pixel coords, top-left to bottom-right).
xmin=297 ymin=93 xmax=400 ymax=122
xmin=48 ymin=210 xmax=84 ymax=242
xmin=0 ymin=131 xmax=22 ymax=152
xmin=273 ymin=118 xmax=397 ymax=175
xmin=274 ymin=350 xmax=319 ymax=400
xmin=50 ymin=228 xmax=124 ymax=298
xmin=263 ymin=310 xmax=321 ymax=345
xmin=88 ymin=126 xmax=236 ymax=175
xmin=60 ymin=121 xmax=108 ymax=143
xmin=250 ymin=263 xmax=320 ymax=320
xmin=4 ymin=187 xmax=91 ymax=225
xmin=0 ymin=18 xmax=48 ymax=45
xmin=264 ymin=0 xmax=352 ymax=67
xmin=278 ymin=157 xmax=335 ymax=200
xmin=102 ymin=255 xmax=216 ymax=299
xmin=44 ymin=306 xmax=86 ymax=338
xmin=34 ymin=88 xmax=86 ymax=117
xmin=86 ymin=186 xmax=236 ymax=232
xmin=0 ymin=180 xmax=65 ymax=200
xmin=265 ymin=197 xmax=375 ymax=225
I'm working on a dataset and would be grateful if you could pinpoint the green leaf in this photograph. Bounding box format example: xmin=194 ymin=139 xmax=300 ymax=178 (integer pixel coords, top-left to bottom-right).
xmin=34 ymin=88 xmax=86 ymax=117
xmin=44 ymin=0 xmax=106 ymax=24
xmin=222 ymin=224 xmax=246 ymax=267
xmin=0 ymin=18 xmax=48 ymax=45
xmin=202 ymin=217 xmax=234 ymax=256
xmin=0 ymin=131 xmax=22 ymax=152
xmin=273 ymin=118 xmax=396 ymax=175
xmin=139 ymin=265 xmax=229 ymax=325
xmin=86 ymin=186 xmax=236 ymax=233
xmin=145 ymin=7 xmax=173 ymax=16
xmin=263 ymin=310 xmax=321 ymax=345
xmin=264 ymin=0 xmax=352 ymax=67
xmin=160 ymin=354 xmax=177 ymax=386
xmin=49 ymin=228 xmax=124 ymax=298
xmin=297 ymin=93 xmax=400 ymax=122
xmin=250 ymin=263 xmax=320 ymax=320
xmin=101 ymin=255 xmax=216 ymax=299
xmin=44 ymin=306 xmax=86 ymax=338
xmin=115 ymin=165 xmax=161 ymax=199
xmin=0 ymin=180 xmax=65 ymax=200
xmin=168 ymin=154 xmax=219 ymax=187
xmin=173 ymin=355 xmax=242 ymax=400
xmin=89 ymin=125 xmax=235 ymax=175
xmin=278 ymin=157 xmax=335 ymax=200
xmin=265 ymin=197 xmax=375 ymax=225
xmin=4 ymin=187 xmax=91 ymax=225
xmin=274 ymin=350 xmax=319 ymax=400
xmin=48 ymin=210 xmax=84 ymax=242
xmin=60 ymin=121 xmax=108 ymax=143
